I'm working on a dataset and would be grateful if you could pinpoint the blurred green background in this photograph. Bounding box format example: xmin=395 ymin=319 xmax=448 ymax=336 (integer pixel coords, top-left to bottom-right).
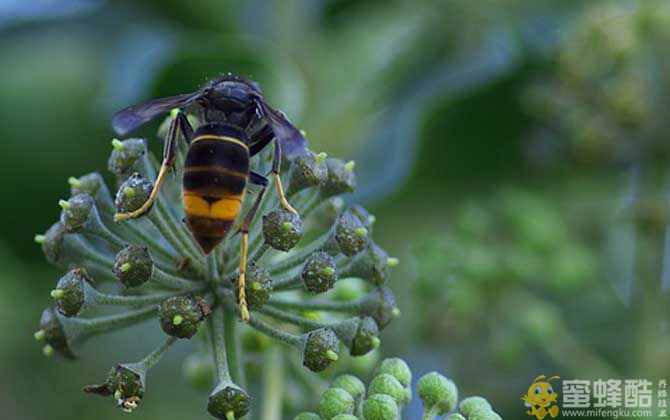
xmin=0 ymin=1 xmax=668 ymax=419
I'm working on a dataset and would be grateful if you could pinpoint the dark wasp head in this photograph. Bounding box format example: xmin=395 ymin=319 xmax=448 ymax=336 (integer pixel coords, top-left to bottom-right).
xmin=198 ymin=74 xmax=263 ymax=113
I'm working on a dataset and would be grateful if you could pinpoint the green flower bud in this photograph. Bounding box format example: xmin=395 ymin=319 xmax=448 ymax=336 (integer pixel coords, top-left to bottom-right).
xmin=333 ymin=210 xmax=370 ymax=256
xmin=302 ymin=328 xmax=341 ymax=372
xmin=53 ymin=268 xmax=88 ymax=317
xmin=37 ymin=307 xmax=75 ymax=358
xmin=368 ymin=373 xmax=407 ymax=405
xmin=459 ymin=396 xmax=492 ymax=416
xmin=322 ymin=158 xmax=356 ymax=197
xmin=235 ymin=263 xmax=272 ymax=309
xmin=182 ymin=353 xmax=215 ymax=391
xmin=331 ymin=374 xmax=366 ymax=402
xmin=333 ymin=278 xmax=367 ymax=302
xmin=363 ymin=288 xmax=399 ymax=330
xmin=294 ymin=413 xmax=322 ymax=420
xmin=159 ymin=296 xmax=210 ymax=339
xmin=302 ymin=251 xmax=337 ymax=293
xmin=350 ymin=316 xmax=380 ymax=356
xmin=207 ymin=382 xmax=250 ymax=419
xmin=417 ymin=372 xmax=457 ymax=415
xmin=113 ymin=245 xmax=153 ymax=288
xmin=59 ymin=194 xmax=94 ymax=232
xmin=345 ymin=243 xmax=389 ymax=286
xmin=319 ymin=387 xmax=355 ymax=419
xmin=331 ymin=415 xmax=359 ymax=420
xmin=349 ymin=205 xmax=375 ymax=233
xmin=69 ymin=173 xmax=102 ymax=196
xmin=41 ymin=222 xmax=66 ymax=264
xmin=287 ymin=150 xmax=328 ymax=195
xmin=263 ymin=208 xmax=303 ymax=251
xmin=114 ymin=173 xmax=153 ymax=214
xmin=362 ymin=394 xmax=398 ymax=420
xmin=374 ymin=358 xmax=412 ymax=388
xmin=84 ymin=365 xmax=145 ymax=413
xmin=108 ymin=138 xmax=146 ymax=179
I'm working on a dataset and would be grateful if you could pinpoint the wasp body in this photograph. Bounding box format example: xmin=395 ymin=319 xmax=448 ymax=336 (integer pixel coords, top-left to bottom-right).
xmin=111 ymin=74 xmax=308 ymax=320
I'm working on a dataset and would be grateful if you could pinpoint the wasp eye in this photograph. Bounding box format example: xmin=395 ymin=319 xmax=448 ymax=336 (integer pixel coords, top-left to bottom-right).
xmin=534 ymin=387 xmax=541 ymax=395
xmin=547 ymin=387 xmax=553 ymax=394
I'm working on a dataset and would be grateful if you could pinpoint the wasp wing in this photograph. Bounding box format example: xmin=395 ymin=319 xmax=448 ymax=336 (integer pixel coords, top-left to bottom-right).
xmin=112 ymin=92 xmax=201 ymax=135
xmin=257 ymin=101 xmax=309 ymax=161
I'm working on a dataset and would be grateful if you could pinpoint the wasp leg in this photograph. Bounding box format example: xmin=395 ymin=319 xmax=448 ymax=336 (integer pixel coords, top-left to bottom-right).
xmin=236 ymin=185 xmax=268 ymax=321
xmin=114 ymin=111 xmax=193 ymax=220
xmin=270 ymin=139 xmax=298 ymax=215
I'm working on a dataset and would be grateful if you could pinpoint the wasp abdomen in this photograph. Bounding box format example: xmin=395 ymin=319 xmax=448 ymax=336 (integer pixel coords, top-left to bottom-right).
xmin=182 ymin=125 xmax=249 ymax=254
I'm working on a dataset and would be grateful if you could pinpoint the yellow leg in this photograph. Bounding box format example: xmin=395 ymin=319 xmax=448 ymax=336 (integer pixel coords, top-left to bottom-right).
xmin=115 ymin=163 xmax=170 ymax=221
xmin=238 ymin=232 xmax=250 ymax=322
xmin=274 ymin=173 xmax=298 ymax=215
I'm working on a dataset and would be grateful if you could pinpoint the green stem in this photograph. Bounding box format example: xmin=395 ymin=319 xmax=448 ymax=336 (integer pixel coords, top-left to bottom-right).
xmin=268 ymin=230 xmax=333 ymax=275
xmin=151 ymin=267 xmax=200 ymax=290
xmin=247 ymin=315 xmax=302 ymax=346
xmin=259 ymin=306 xmax=326 ymax=330
xmin=63 ymin=305 xmax=158 ymax=343
xmin=209 ymin=306 xmax=231 ymax=382
xmin=84 ymin=283 xmax=196 ymax=307
xmin=224 ymin=309 xmax=245 ymax=388
xmin=119 ymin=220 xmax=179 ymax=263
xmin=155 ymin=196 xmax=205 ymax=266
xmin=267 ymin=296 xmax=368 ymax=313
xmin=127 ymin=336 xmax=178 ymax=372
xmin=422 ymin=404 xmax=440 ymax=420
xmin=260 ymin=346 xmax=283 ymax=420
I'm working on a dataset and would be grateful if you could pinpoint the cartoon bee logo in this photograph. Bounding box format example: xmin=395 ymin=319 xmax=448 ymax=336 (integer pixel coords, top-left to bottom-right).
xmin=522 ymin=375 xmax=560 ymax=419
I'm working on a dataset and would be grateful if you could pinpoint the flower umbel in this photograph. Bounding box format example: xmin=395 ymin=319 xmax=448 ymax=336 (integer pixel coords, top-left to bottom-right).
xmin=34 ymin=111 xmax=399 ymax=418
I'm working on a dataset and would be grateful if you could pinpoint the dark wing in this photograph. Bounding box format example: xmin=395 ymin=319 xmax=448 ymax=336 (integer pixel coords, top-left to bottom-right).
xmin=257 ymin=101 xmax=309 ymax=161
xmin=112 ymin=92 xmax=201 ymax=135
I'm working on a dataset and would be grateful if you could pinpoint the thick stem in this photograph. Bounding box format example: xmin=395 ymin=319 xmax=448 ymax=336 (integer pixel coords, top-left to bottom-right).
xmin=260 ymin=346 xmax=283 ymax=420
xmin=209 ymin=306 xmax=231 ymax=382
xmin=247 ymin=315 xmax=302 ymax=347
xmin=223 ymin=309 xmax=245 ymax=388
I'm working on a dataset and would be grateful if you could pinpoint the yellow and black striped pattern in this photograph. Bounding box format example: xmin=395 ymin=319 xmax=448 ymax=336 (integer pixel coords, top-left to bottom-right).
xmin=182 ymin=125 xmax=250 ymax=254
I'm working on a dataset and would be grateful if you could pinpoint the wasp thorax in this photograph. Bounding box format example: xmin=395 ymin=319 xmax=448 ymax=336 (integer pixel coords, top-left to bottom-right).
xmin=114 ymin=173 xmax=153 ymax=214
xmin=302 ymin=251 xmax=337 ymax=293
xmin=207 ymin=382 xmax=251 ymax=420
xmin=322 ymin=158 xmax=356 ymax=196
xmin=302 ymin=328 xmax=341 ymax=372
xmin=52 ymin=268 xmax=88 ymax=317
xmin=159 ymin=296 xmax=210 ymax=339
xmin=113 ymin=245 xmax=153 ymax=288
xmin=59 ymin=194 xmax=94 ymax=232
xmin=108 ymin=138 xmax=146 ymax=179
xmin=262 ymin=208 xmax=303 ymax=251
